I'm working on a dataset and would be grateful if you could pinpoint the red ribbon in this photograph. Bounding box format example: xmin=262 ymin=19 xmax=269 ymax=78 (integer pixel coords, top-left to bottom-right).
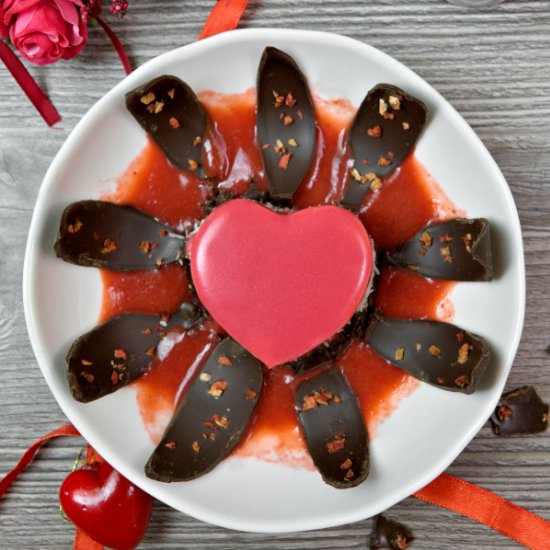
xmin=0 ymin=423 xmax=80 ymax=497
xmin=0 ymin=40 xmax=61 ymax=127
xmin=95 ymin=15 xmax=132 ymax=76
xmin=414 ymin=473 xmax=550 ymax=550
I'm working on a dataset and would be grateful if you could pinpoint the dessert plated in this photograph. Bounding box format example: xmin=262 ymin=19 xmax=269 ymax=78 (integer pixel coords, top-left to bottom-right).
xmin=23 ymin=29 xmax=525 ymax=532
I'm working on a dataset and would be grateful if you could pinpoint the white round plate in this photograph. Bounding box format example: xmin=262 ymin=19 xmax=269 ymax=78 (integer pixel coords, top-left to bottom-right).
xmin=23 ymin=29 xmax=525 ymax=533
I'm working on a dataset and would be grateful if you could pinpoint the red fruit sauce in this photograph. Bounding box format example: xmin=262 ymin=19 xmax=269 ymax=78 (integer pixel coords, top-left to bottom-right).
xmin=100 ymin=90 xmax=459 ymax=468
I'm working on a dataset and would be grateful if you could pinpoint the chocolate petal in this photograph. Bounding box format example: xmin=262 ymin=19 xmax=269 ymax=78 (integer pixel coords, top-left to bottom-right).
xmin=490 ymin=386 xmax=549 ymax=436
xmin=342 ymin=84 xmax=427 ymax=211
xmin=295 ymin=368 xmax=369 ymax=488
xmin=364 ymin=315 xmax=491 ymax=394
xmin=67 ymin=303 xmax=202 ymax=403
xmin=125 ymin=75 xmax=206 ymax=174
xmin=290 ymin=311 xmax=369 ymax=374
xmin=145 ymin=337 xmax=263 ymax=482
xmin=386 ymin=218 xmax=493 ymax=281
xmin=257 ymin=47 xmax=316 ymax=199
xmin=54 ymin=201 xmax=186 ymax=271
xmin=370 ymin=514 xmax=415 ymax=550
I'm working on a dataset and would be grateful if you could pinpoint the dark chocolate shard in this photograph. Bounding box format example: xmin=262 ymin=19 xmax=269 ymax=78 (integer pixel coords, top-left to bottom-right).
xmin=54 ymin=200 xmax=185 ymax=271
xmin=126 ymin=75 xmax=206 ymax=174
xmin=289 ymin=311 xmax=369 ymax=374
xmin=145 ymin=338 xmax=263 ymax=482
xmin=257 ymin=47 xmax=316 ymax=199
xmin=370 ymin=514 xmax=415 ymax=550
xmin=386 ymin=218 xmax=493 ymax=281
xmin=364 ymin=315 xmax=491 ymax=394
xmin=342 ymin=84 xmax=427 ymax=212
xmin=490 ymin=386 xmax=549 ymax=436
xmin=295 ymin=368 xmax=369 ymax=488
xmin=67 ymin=303 xmax=203 ymax=403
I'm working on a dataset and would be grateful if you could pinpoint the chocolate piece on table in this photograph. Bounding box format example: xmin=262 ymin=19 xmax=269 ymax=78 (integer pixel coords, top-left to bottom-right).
xmin=126 ymin=75 xmax=206 ymax=174
xmin=490 ymin=386 xmax=549 ymax=436
xmin=67 ymin=303 xmax=202 ymax=403
xmin=290 ymin=311 xmax=369 ymax=373
xmin=54 ymin=200 xmax=185 ymax=271
xmin=145 ymin=337 xmax=263 ymax=482
xmin=342 ymin=84 xmax=427 ymax=212
xmin=257 ymin=47 xmax=316 ymax=200
xmin=386 ymin=218 xmax=493 ymax=281
xmin=295 ymin=368 xmax=369 ymax=488
xmin=370 ymin=514 xmax=415 ymax=550
xmin=364 ymin=314 xmax=490 ymax=394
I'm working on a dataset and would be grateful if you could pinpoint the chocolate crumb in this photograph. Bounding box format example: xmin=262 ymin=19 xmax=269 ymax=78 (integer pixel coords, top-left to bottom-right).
xmin=370 ymin=514 xmax=414 ymax=550
xmin=491 ymin=386 xmax=549 ymax=436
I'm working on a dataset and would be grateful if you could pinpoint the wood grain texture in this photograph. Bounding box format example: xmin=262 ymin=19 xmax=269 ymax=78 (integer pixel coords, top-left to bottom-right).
xmin=1 ymin=1 xmax=549 ymax=548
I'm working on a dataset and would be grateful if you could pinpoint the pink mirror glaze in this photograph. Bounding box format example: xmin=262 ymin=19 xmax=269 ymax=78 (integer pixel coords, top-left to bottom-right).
xmin=187 ymin=199 xmax=374 ymax=367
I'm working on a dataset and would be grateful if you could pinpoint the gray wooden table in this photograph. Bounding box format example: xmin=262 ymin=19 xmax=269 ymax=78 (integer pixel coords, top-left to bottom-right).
xmin=1 ymin=1 xmax=549 ymax=548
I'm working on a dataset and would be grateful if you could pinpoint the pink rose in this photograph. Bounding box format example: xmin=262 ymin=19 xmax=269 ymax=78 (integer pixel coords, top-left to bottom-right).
xmin=2 ymin=0 xmax=87 ymax=65
xmin=0 ymin=5 xmax=8 ymax=40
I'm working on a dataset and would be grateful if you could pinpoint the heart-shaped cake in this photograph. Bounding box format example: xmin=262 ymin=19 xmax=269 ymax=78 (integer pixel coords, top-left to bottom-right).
xmin=187 ymin=199 xmax=374 ymax=367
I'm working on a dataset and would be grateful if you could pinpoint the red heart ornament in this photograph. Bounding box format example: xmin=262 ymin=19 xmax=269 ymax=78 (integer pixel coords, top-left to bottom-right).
xmin=59 ymin=460 xmax=153 ymax=550
xmin=188 ymin=199 xmax=374 ymax=367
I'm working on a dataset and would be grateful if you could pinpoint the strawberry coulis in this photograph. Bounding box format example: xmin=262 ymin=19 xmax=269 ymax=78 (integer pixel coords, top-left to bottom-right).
xmin=100 ymin=90 xmax=458 ymax=468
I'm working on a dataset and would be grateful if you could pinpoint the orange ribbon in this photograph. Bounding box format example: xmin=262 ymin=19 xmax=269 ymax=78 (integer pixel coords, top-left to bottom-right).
xmin=198 ymin=0 xmax=251 ymax=40
xmin=73 ymin=528 xmax=103 ymax=550
xmin=414 ymin=473 xmax=550 ymax=550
